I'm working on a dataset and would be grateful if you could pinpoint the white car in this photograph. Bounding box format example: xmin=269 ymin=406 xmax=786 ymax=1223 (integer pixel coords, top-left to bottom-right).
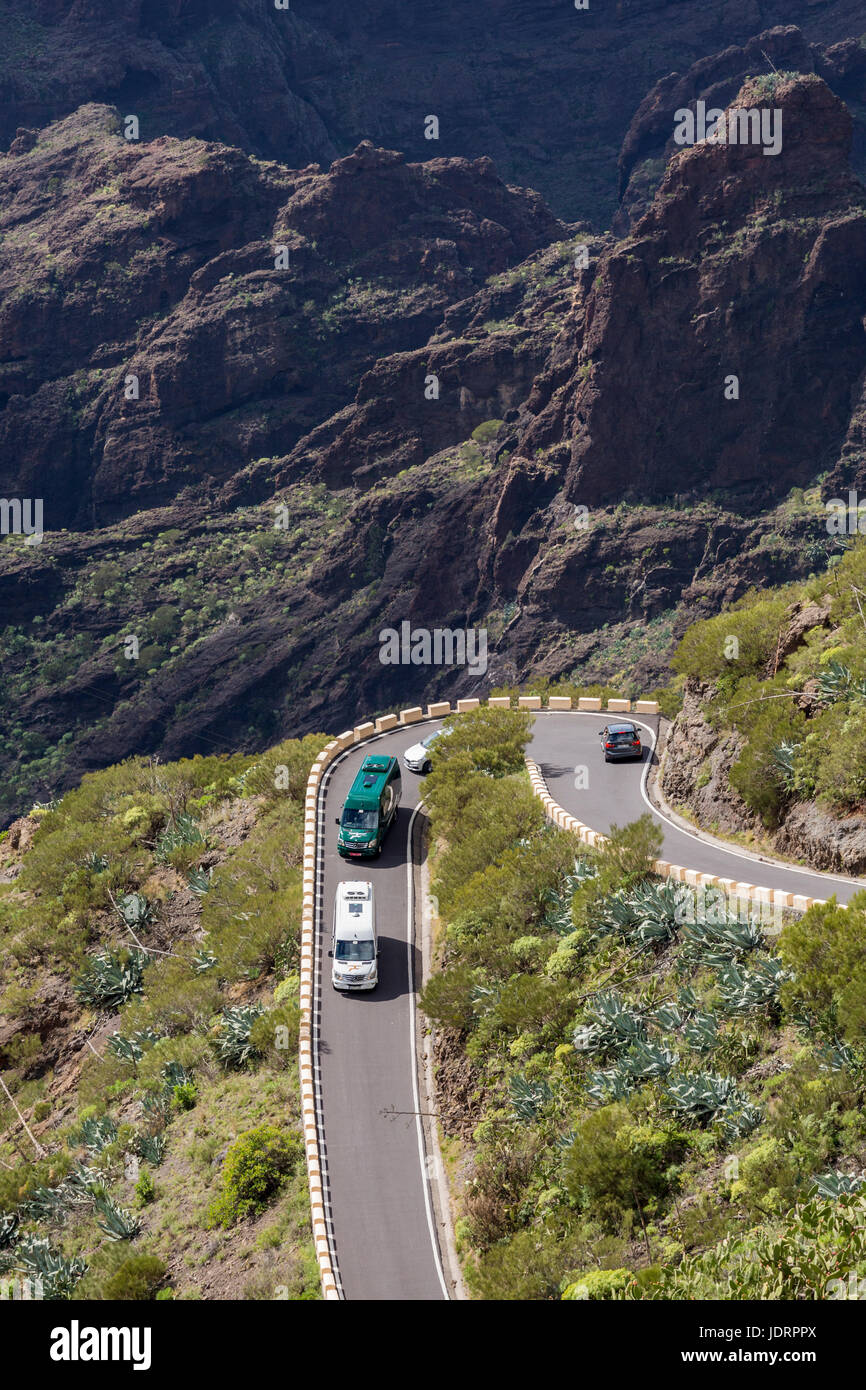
xmin=403 ymin=728 xmax=442 ymax=774
xmin=331 ymin=881 xmax=378 ymax=991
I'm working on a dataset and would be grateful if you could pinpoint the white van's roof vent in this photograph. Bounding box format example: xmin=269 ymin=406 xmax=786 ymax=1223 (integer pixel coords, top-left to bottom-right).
xmin=342 ymin=882 xmax=372 ymax=900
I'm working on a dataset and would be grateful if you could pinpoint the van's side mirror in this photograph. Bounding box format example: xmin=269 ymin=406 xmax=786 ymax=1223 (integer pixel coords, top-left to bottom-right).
xmin=328 ymin=949 xmax=333 ymax=957
xmin=334 ymin=816 xmax=340 ymax=825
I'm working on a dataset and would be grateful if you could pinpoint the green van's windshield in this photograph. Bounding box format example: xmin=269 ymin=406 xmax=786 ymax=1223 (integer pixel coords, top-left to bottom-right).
xmin=335 ymin=939 xmax=375 ymax=961
xmin=341 ymin=808 xmax=379 ymax=830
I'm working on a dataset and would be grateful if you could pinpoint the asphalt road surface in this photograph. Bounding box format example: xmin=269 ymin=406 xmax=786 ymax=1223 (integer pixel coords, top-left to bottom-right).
xmin=528 ymin=711 xmax=864 ymax=905
xmin=314 ymin=721 xmax=448 ymax=1301
xmin=312 ymin=710 xmax=863 ymax=1301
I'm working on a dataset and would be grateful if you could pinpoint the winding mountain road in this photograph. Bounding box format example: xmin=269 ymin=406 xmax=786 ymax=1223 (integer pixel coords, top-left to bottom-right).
xmin=311 ymin=709 xmax=864 ymax=1301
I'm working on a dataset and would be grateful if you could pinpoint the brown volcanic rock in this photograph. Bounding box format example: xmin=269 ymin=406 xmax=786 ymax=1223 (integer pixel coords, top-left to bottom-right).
xmin=3 ymin=72 xmax=866 ymax=817
xmin=3 ymin=2 xmax=866 ymax=225
xmin=0 ymin=108 xmax=564 ymax=526
xmin=514 ymin=76 xmax=866 ymax=512
xmin=616 ymin=25 xmax=866 ymax=231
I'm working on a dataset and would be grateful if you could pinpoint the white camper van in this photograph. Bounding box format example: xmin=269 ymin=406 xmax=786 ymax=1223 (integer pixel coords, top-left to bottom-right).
xmin=331 ymin=881 xmax=378 ymax=991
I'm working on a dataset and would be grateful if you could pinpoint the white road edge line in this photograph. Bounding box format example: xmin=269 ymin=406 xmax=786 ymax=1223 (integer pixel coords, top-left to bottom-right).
xmin=538 ymin=709 xmax=860 ymax=892
xmin=406 ymin=800 xmax=450 ymax=1301
xmin=630 ymin=716 xmax=861 ymax=890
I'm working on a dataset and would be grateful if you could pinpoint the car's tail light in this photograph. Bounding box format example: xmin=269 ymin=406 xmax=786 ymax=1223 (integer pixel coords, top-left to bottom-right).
xmin=632 ymin=739 xmax=640 ymax=746
xmin=605 ymin=742 xmax=614 ymax=749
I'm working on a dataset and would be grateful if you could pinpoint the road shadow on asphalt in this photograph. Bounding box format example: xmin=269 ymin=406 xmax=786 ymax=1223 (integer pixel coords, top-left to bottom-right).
xmin=328 ymin=935 xmax=421 ymax=1004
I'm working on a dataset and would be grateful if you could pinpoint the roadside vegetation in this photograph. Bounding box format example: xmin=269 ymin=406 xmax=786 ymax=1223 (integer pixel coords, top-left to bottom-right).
xmin=671 ymin=537 xmax=866 ymax=828
xmin=0 ymin=733 xmax=327 ymax=1300
xmin=421 ymin=707 xmax=866 ymax=1300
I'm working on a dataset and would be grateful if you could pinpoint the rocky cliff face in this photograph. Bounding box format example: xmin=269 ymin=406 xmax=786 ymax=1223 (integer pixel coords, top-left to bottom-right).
xmin=616 ymin=24 xmax=866 ymax=230
xmin=3 ymin=2 xmax=866 ymax=225
xmin=0 ymin=106 xmax=562 ymax=527
xmin=2 ymin=58 xmax=866 ymax=821
xmin=662 ymin=678 xmax=866 ymax=874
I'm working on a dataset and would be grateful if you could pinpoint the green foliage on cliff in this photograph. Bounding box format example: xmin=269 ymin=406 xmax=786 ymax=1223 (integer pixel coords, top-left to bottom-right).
xmin=0 ymin=732 xmax=328 ymax=1301
xmin=671 ymin=538 xmax=866 ymax=825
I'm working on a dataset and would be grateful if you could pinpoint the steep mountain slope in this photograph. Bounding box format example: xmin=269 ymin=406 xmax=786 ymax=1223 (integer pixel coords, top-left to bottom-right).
xmin=2 ymin=72 xmax=866 ymax=823
xmin=2 ymin=2 xmax=866 ymax=223
xmin=0 ymin=105 xmax=562 ymax=526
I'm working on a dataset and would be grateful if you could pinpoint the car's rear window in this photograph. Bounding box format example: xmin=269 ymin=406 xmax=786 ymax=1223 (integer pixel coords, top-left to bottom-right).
xmin=610 ymin=730 xmax=637 ymax=743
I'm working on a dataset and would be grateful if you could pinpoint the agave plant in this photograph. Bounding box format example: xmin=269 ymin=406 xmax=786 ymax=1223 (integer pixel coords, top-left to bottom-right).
xmin=137 ymin=1132 xmax=166 ymax=1167
xmin=593 ymin=892 xmax=644 ymax=942
xmin=469 ymin=981 xmax=500 ymax=1012
xmin=187 ymin=867 xmax=213 ymax=895
xmin=140 ymin=1090 xmax=173 ymax=1124
xmin=573 ymin=992 xmax=646 ymax=1057
xmin=772 ymin=741 xmax=801 ymax=789
xmin=594 ymin=881 xmax=681 ymax=947
xmin=679 ymin=916 xmax=764 ymax=968
xmin=117 ymin=892 xmax=155 ymax=928
xmin=93 ymin=1192 xmax=142 ymax=1241
xmin=82 ymin=851 xmax=109 ymax=873
xmin=627 ymin=880 xmax=682 ymax=945
xmin=663 ymin=1071 xmax=760 ymax=1136
xmin=73 ymin=949 xmax=148 ymax=1010
xmin=3 ymin=1235 xmax=87 ymax=1299
xmin=810 ymin=1171 xmax=866 ymax=1200
xmin=620 ymin=1041 xmax=678 ymax=1080
xmin=161 ymin=1060 xmax=191 ymax=1091
xmin=214 ymin=1004 xmax=266 ymax=1068
xmin=585 ymin=1066 xmax=634 ymax=1104
xmin=78 ymin=1114 xmax=118 ymax=1154
xmin=107 ymin=1028 xmax=161 ymax=1064
xmin=681 ymin=1012 xmax=720 ymax=1054
xmin=814 ymin=1037 xmax=857 ymax=1073
xmin=0 ymin=1213 xmax=17 ymax=1250
xmin=650 ymin=1001 xmax=687 ymax=1031
xmin=817 ymin=659 xmax=854 ymax=705
xmin=191 ymin=947 xmax=218 ymax=974
xmin=541 ymin=864 xmax=593 ymax=936
xmin=508 ymin=1074 xmax=553 ymax=1121
xmin=717 ymin=956 xmax=789 ymax=1015
xmin=155 ymin=813 xmax=205 ymax=863
xmin=19 ymin=1164 xmax=100 ymax=1224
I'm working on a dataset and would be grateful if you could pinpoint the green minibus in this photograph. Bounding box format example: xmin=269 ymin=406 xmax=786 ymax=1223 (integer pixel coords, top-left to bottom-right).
xmin=335 ymin=754 xmax=402 ymax=858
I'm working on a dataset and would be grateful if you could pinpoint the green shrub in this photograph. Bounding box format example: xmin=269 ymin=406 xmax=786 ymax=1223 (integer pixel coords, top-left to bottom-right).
xmin=594 ymin=815 xmax=664 ymax=895
xmin=672 ymin=591 xmax=791 ymax=682
xmin=779 ymin=893 xmax=866 ymax=1043
xmin=562 ymin=1267 xmax=631 ymax=1300
xmin=206 ymin=1124 xmax=303 ymax=1227
xmin=248 ymin=1002 xmax=300 ymax=1068
xmin=134 ymin=1170 xmax=156 ymax=1206
xmin=564 ymin=1104 xmax=686 ymax=1224
xmin=625 ymin=1194 xmax=866 ymax=1300
xmin=429 ymin=706 xmax=534 ymax=779
xmin=465 ymin=1225 xmax=584 ymax=1301
xmin=471 ymin=419 xmax=504 ymax=443
xmin=813 ymin=714 xmax=866 ymax=809
xmin=171 ymin=1081 xmax=197 ymax=1111
xmin=74 ymin=1249 xmax=165 ymax=1301
xmin=730 ymin=1137 xmax=803 ymax=1216
xmin=729 ymin=701 xmax=806 ymax=827
xmin=202 ymin=802 xmax=303 ymax=980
